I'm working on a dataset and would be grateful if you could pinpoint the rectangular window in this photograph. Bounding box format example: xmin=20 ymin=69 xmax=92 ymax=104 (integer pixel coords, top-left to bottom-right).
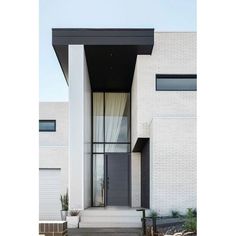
xmin=156 ymin=74 xmax=197 ymax=91
xmin=39 ymin=120 xmax=56 ymax=132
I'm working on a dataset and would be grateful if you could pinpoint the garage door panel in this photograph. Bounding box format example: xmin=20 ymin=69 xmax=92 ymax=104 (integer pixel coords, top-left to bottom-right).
xmin=39 ymin=169 xmax=61 ymax=220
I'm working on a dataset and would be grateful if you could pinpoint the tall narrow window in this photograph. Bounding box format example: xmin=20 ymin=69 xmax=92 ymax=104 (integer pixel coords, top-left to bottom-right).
xmin=93 ymin=154 xmax=104 ymax=206
xmin=92 ymin=92 xmax=131 ymax=206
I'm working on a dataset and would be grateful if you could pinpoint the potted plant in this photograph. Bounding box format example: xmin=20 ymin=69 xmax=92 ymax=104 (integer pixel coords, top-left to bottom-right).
xmin=60 ymin=190 xmax=68 ymax=221
xmin=66 ymin=209 xmax=80 ymax=228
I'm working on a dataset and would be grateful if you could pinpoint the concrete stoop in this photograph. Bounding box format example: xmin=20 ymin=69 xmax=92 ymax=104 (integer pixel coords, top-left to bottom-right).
xmin=79 ymin=207 xmax=143 ymax=228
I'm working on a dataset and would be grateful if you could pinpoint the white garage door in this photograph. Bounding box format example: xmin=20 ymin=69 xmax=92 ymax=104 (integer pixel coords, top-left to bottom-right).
xmin=39 ymin=169 xmax=61 ymax=220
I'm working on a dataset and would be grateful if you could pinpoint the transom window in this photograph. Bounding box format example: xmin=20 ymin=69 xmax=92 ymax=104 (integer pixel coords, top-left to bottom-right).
xmin=39 ymin=120 xmax=56 ymax=132
xmin=156 ymin=74 xmax=197 ymax=91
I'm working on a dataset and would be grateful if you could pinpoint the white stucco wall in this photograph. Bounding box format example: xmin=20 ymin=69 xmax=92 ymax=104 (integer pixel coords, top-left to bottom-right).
xmin=39 ymin=102 xmax=68 ymax=195
xmin=83 ymin=49 xmax=92 ymax=209
xmin=69 ymin=45 xmax=91 ymax=210
xmin=131 ymin=32 xmax=196 ymax=213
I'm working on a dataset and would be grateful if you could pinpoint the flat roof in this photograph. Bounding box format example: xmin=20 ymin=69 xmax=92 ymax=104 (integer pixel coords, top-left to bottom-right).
xmin=52 ymin=28 xmax=154 ymax=89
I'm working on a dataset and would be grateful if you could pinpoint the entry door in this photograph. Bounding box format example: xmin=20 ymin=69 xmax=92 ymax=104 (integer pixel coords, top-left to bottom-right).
xmin=105 ymin=153 xmax=130 ymax=206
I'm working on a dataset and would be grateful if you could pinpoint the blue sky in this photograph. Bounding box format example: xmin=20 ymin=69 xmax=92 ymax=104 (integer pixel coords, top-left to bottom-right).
xmin=39 ymin=0 xmax=196 ymax=101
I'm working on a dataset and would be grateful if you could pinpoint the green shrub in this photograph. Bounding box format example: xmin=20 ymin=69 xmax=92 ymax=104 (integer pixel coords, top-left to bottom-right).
xmin=149 ymin=210 xmax=158 ymax=218
xmin=171 ymin=210 xmax=180 ymax=218
xmin=60 ymin=190 xmax=68 ymax=211
xmin=192 ymin=208 xmax=197 ymax=217
xmin=184 ymin=208 xmax=197 ymax=233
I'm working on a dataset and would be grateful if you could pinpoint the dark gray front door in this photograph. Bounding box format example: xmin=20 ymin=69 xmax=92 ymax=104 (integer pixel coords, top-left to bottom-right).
xmin=105 ymin=153 xmax=130 ymax=206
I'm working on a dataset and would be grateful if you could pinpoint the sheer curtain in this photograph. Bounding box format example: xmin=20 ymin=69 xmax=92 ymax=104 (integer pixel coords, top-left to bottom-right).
xmin=105 ymin=93 xmax=128 ymax=152
xmin=93 ymin=93 xmax=104 ymax=143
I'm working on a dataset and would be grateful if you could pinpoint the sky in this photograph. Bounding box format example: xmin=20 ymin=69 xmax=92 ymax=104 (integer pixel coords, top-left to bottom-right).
xmin=39 ymin=0 xmax=196 ymax=101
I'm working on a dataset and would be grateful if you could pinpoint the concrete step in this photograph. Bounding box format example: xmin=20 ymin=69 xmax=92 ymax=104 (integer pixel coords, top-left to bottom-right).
xmin=79 ymin=208 xmax=144 ymax=228
xmin=80 ymin=215 xmax=142 ymax=223
xmin=79 ymin=222 xmax=142 ymax=228
xmin=80 ymin=210 xmax=142 ymax=217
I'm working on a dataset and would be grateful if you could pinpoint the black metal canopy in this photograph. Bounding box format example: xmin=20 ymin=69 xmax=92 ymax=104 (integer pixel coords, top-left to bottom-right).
xmin=52 ymin=28 xmax=154 ymax=91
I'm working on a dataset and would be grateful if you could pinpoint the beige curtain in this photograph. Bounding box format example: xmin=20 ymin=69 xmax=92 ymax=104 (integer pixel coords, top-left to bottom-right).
xmin=105 ymin=93 xmax=127 ymax=151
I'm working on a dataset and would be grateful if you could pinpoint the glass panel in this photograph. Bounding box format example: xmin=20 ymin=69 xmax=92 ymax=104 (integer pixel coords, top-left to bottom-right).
xmin=93 ymin=93 xmax=104 ymax=142
xmin=105 ymin=144 xmax=130 ymax=153
xmin=105 ymin=93 xmax=130 ymax=142
xmin=93 ymin=144 xmax=104 ymax=153
xmin=93 ymin=154 xmax=104 ymax=206
xmin=156 ymin=78 xmax=197 ymax=91
xmin=39 ymin=120 xmax=56 ymax=131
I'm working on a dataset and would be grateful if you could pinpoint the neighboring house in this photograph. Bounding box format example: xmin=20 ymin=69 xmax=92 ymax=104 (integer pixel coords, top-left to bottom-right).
xmin=39 ymin=102 xmax=68 ymax=220
xmin=39 ymin=29 xmax=196 ymax=227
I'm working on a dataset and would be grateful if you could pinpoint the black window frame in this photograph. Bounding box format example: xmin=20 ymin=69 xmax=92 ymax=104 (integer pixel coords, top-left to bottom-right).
xmin=39 ymin=120 xmax=56 ymax=132
xmin=156 ymin=74 xmax=197 ymax=91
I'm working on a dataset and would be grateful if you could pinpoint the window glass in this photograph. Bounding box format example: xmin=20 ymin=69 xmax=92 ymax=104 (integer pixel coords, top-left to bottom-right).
xmin=156 ymin=75 xmax=197 ymax=91
xmin=93 ymin=154 xmax=104 ymax=206
xmin=93 ymin=93 xmax=104 ymax=142
xmin=105 ymin=144 xmax=130 ymax=153
xmin=39 ymin=120 xmax=56 ymax=132
xmin=105 ymin=93 xmax=130 ymax=142
xmin=93 ymin=144 xmax=104 ymax=153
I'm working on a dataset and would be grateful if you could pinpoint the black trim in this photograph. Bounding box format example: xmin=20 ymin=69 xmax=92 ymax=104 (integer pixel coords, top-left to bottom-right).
xmin=156 ymin=74 xmax=197 ymax=79
xmin=52 ymin=28 xmax=154 ymax=47
xmin=39 ymin=120 xmax=56 ymax=132
xmin=141 ymin=139 xmax=150 ymax=209
xmin=133 ymin=138 xmax=149 ymax=152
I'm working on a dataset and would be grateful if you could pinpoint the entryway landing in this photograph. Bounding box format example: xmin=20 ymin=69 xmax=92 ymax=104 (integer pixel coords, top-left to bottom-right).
xmin=79 ymin=207 xmax=143 ymax=228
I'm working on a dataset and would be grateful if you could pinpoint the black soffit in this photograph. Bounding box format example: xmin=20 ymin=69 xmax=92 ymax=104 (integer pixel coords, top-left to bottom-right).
xmin=52 ymin=28 xmax=154 ymax=91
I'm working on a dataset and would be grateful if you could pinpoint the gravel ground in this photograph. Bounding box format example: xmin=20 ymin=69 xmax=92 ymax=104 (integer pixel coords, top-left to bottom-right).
xmin=147 ymin=224 xmax=196 ymax=236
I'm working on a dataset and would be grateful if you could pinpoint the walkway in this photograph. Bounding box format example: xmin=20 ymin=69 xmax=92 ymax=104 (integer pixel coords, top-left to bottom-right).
xmin=68 ymin=228 xmax=143 ymax=236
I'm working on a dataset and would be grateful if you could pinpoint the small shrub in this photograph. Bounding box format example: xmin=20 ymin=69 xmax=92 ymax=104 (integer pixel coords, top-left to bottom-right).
xmin=171 ymin=210 xmax=180 ymax=218
xmin=60 ymin=190 xmax=68 ymax=211
xmin=70 ymin=209 xmax=80 ymax=216
xmin=192 ymin=208 xmax=197 ymax=217
xmin=184 ymin=208 xmax=197 ymax=233
xmin=149 ymin=210 xmax=158 ymax=218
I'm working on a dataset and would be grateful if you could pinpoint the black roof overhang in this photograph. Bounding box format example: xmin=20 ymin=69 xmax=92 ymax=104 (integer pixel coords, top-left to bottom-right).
xmin=52 ymin=28 xmax=154 ymax=91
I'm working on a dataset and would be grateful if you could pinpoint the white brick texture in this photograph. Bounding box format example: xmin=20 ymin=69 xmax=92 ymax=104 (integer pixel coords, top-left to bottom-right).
xmin=131 ymin=32 xmax=196 ymax=213
xmin=150 ymin=118 xmax=196 ymax=215
xmin=39 ymin=102 xmax=69 ymax=195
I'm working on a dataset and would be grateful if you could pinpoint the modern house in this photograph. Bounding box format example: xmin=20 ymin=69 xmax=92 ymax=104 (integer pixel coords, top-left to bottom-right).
xmin=39 ymin=29 xmax=196 ymax=227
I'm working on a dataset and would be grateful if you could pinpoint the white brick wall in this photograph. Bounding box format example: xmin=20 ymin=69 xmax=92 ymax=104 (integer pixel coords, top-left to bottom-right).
xmin=131 ymin=32 xmax=196 ymax=213
xmin=150 ymin=117 xmax=196 ymax=215
xmin=39 ymin=102 xmax=68 ymax=146
xmin=39 ymin=102 xmax=69 ymax=195
xmin=132 ymin=32 xmax=196 ymax=148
